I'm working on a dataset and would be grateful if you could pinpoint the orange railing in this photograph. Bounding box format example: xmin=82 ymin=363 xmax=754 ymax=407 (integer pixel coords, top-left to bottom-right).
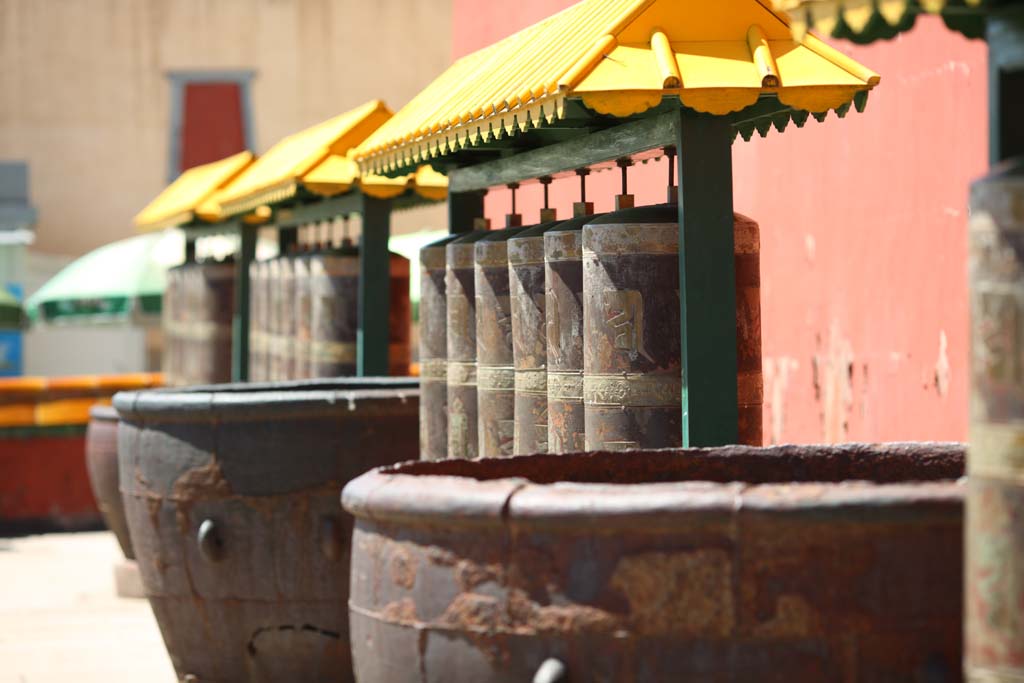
xmin=0 ymin=373 xmax=163 ymax=428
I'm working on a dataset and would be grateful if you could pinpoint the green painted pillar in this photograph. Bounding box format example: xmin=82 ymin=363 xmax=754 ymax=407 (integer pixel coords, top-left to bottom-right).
xmin=675 ymin=111 xmax=739 ymax=446
xmin=357 ymin=195 xmax=391 ymax=376
xmin=232 ymin=225 xmax=256 ymax=382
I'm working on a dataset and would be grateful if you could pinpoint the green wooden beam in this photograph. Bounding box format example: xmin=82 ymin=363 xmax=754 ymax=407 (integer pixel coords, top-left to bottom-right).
xmin=232 ymin=222 xmax=256 ymax=382
xmin=357 ymin=195 xmax=392 ymax=376
xmin=988 ymin=4 xmax=1024 ymax=164
xmin=448 ymin=111 xmax=678 ymax=192
xmin=274 ymin=192 xmax=365 ymax=227
xmin=448 ymin=190 xmax=485 ymax=234
xmin=676 ymin=112 xmax=739 ymax=446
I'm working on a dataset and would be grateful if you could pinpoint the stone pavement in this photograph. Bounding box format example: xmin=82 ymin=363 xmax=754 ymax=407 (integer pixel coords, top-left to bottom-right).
xmin=0 ymin=531 xmax=175 ymax=682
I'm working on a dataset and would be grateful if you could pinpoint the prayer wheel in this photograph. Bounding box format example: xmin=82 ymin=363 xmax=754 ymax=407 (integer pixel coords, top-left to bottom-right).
xmin=195 ymin=258 xmax=235 ymax=385
xmin=309 ymin=242 xmax=411 ymax=378
xmin=249 ymin=259 xmax=267 ymax=382
xmin=264 ymin=256 xmax=282 ymax=381
xmin=476 ymin=226 xmax=526 ymax=458
xmin=293 ymin=249 xmax=313 ymax=380
xmin=162 ymin=264 xmax=184 ymax=386
xmin=966 ymin=161 xmax=1024 ymax=681
xmin=582 ymin=206 xmax=762 ymax=449
xmin=445 ymin=230 xmax=490 ymax=459
xmin=508 ymin=221 xmax=561 ymax=454
xmin=418 ymin=234 xmax=460 ymax=460
xmin=273 ymin=254 xmax=296 ymax=381
xmin=544 ymin=214 xmax=597 ymax=454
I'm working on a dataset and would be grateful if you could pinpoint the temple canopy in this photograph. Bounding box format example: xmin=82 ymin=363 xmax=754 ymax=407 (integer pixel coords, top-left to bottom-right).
xmin=353 ymin=0 xmax=880 ymax=175
xmin=771 ymin=0 xmax=1003 ymax=42
xmin=134 ymin=151 xmax=254 ymax=232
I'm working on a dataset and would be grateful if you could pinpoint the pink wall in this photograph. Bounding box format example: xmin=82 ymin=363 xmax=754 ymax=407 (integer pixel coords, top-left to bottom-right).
xmin=452 ymin=4 xmax=987 ymax=444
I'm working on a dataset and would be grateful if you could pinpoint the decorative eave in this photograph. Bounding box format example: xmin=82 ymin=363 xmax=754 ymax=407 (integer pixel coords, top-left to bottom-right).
xmin=217 ymin=100 xmax=393 ymax=218
xmin=353 ymin=0 xmax=880 ymax=176
xmin=134 ymin=151 xmax=254 ymax=232
xmin=771 ymin=0 xmax=995 ymax=43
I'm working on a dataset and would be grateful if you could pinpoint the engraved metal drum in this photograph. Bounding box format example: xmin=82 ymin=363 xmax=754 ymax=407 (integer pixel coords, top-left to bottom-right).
xmin=419 ymin=235 xmax=460 ymax=460
xmin=446 ymin=230 xmax=490 ymax=459
xmin=966 ymin=161 xmax=1024 ymax=682
xmin=293 ymin=250 xmax=313 ymax=380
xmin=273 ymin=255 xmax=296 ymax=381
xmin=249 ymin=258 xmax=268 ymax=382
xmin=734 ymin=213 xmax=763 ymax=446
xmin=476 ymin=227 xmax=526 ymax=458
xmin=195 ymin=259 xmax=235 ymax=385
xmin=162 ymin=264 xmax=185 ymax=386
xmin=544 ymin=215 xmax=598 ymax=454
xmin=509 ymin=221 xmax=560 ymax=455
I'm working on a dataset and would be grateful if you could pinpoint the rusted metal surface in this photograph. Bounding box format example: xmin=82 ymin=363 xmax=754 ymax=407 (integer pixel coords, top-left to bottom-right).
xmin=446 ymin=230 xmax=490 ymax=459
xmin=342 ymin=442 xmax=965 ymax=682
xmin=420 ymin=235 xmax=460 ymax=460
xmin=114 ymin=377 xmax=419 ymax=683
xmin=966 ymin=163 xmax=1024 ymax=682
xmin=476 ymin=227 xmax=527 ymax=458
xmin=293 ymin=252 xmax=313 ymax=380
xmin=583 ymin=205 xmax=682 ymax=450
xmin=509 ymin=221 xmax=560 ymax=455
xmin=308 ymin=245 xmax=410 ymax=379
xmin=85 ymin=405 xmax=134 ymax=559
xmin=544 ymin=215 xmax=597 ymax=454
xmin=734 ymin=213 xmax=763 ymax=446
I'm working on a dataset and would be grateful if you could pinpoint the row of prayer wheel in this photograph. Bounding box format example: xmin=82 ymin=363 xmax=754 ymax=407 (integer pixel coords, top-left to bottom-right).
xmin=420 ymin=200 xmax=762 ymax=460
xmin=248 ymin=241 xmax=412 ymax=381
xmin=162 ymin=259 xmax=235 ymax=387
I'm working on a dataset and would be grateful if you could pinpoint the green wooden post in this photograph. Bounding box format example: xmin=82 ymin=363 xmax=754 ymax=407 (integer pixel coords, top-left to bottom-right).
xmin=232 ymin=224 xmax=256 ymax=382
xmin=988 ymin=5 xmax=1024 ymax=164
xmin=676 ymin=111 xmax=739 ymax=446
xmin=184 ymin=235 xmax=196 ymax=263
xmin=357 ymin=194 xmax=391 ymax=376
xmin=448 ymin=190 xmax=485 ymax=234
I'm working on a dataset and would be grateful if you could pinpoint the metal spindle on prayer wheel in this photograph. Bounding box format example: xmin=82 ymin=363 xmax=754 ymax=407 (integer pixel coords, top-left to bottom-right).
xmin=420 ymin=234 xmax=461 ymax=459
xmin=476 ymin=186 xmax=526 ymax=458
xmin=508 ymin=177 xmax=560 ymax=455
xmin=446 ymin=223 xmax=491 ymax=459
xmin=546 ymin=170 xmax=596 ymax=453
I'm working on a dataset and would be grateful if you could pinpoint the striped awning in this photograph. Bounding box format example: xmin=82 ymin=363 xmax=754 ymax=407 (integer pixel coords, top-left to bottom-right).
xmin=216 ymin=100 xmax=393 ymax=218
xmin=353 ymin=0 xmax=880 ymax=175
xmin=134 ymin=151 xmax=254 ymax=232
xmin=771 ymin=0 xmax=1000 ymax=42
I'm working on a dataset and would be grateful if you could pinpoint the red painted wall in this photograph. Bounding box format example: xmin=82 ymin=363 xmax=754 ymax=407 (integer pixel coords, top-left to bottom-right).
xmin=452 ymin=4 xmax=987 ymax=444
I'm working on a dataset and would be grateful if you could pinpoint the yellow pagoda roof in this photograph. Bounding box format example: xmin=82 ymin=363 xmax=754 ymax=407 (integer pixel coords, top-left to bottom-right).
xmin=302 ymin=153 xmax=448 ymax=201
xmin=133 ymin=151 xmax=254 ymax=232
xmin=217 ymin=100 xmax=393 ymax=217
xmin=354 ymin=0 xmax=880 ymax=174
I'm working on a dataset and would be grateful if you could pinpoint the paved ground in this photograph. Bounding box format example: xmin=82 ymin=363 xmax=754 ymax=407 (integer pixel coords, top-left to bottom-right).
xmin=0 ymin=531 xmax=176 ymax=683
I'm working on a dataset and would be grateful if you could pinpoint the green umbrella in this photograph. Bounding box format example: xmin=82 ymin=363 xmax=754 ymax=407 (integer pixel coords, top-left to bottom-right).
xmin=26 ymin=230 xmax=184 ymax=323
xmin=0 ymin=288 xmax=25 ymax=329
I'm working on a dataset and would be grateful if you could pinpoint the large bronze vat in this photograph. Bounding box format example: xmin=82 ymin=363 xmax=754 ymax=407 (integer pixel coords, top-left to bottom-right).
xmin=343 ymin=442 xmax=964 ymax=682
xmin=115 ymin=378 xmax=418 ymax=682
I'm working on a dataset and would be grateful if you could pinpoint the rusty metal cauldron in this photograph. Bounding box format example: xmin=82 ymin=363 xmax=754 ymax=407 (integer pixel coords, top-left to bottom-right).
xmin=445 ymin=229 xmax=491 ymax=459
xmin=292 ymin=248 xmax=313 ymax=380
xmin=419 ymin=234 xmax=462 ymax=461
xmin=508 ymin=220 xmax=561 ymax=455
xmin=966 ymin=160 xmax=1024 ymax=680
xmin=115 ymin=377 xmax=419 ymax=683
xmin=342 ymin=442 xmax=965 ymax=682
xmin=85 ymin=404 xmax=134 ymax=560
xmin=544 ymin=212 xmax=600 ymax=454
xmin=476 ymin=226 xmax=528 ymax=458
xmin=582 ymin=205 xmax=763 ymax=449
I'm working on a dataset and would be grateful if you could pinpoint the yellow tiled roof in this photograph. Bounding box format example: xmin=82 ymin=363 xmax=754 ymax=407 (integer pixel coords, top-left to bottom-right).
xmin=302 ymin=153 xmax=449 ymax=201
xmin=217 ymin=100 xmax=393 ymax=217
xmin=133 ymin=151 xmax=254 ymax=232
xmin=354 ymin=0 xmax=880 ymax=174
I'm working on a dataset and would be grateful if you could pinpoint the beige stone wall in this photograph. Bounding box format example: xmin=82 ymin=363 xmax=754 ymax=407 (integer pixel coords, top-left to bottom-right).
xmin=0 ymin=0 xmax=452 ymax=258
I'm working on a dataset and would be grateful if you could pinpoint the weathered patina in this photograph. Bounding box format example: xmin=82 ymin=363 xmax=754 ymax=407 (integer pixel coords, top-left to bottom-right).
xmin=420 ymin=235 xmax=461 ymax=460
xmin=115 ymin=378 xmax=419 ymax=682
xmin=85 ymin=404 xmax=134 ymax=560
xmin=343 ymin=442 xmax=964 ymax=682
